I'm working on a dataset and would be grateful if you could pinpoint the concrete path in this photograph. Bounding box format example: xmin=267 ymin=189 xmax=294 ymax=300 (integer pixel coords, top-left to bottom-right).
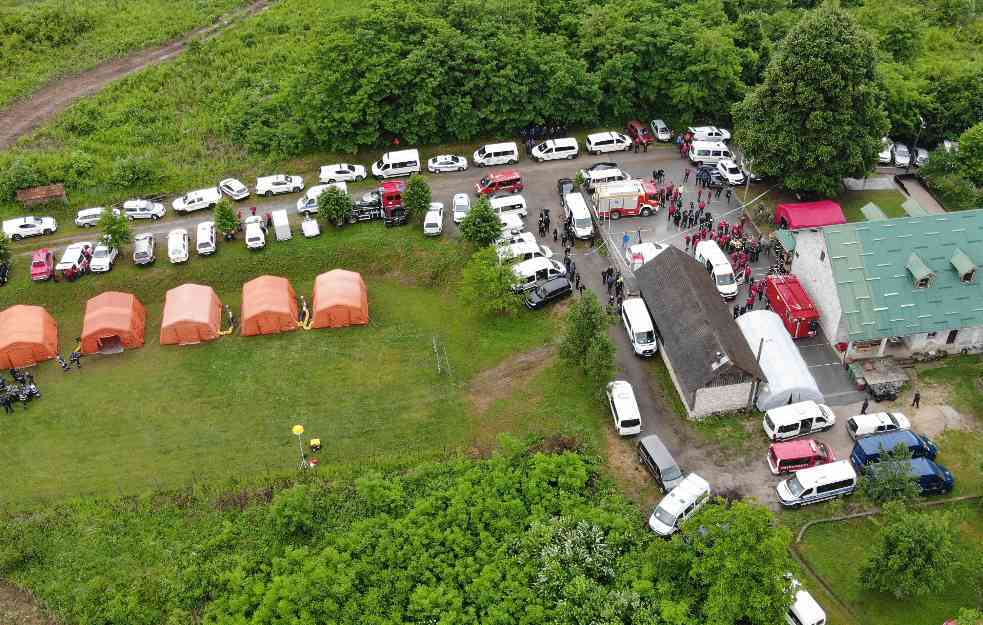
xmin=900 ymin=177 xmax=946 ymax=214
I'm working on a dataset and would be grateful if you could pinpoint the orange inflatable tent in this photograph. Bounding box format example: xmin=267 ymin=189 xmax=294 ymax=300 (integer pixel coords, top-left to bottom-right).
xmin=160 ymin=284 xmax=223 ymax=346
xmin=311 ymin=269 xmax=369 ymax=329
xmin=80 ymin=291 xmax=146 ymax=355
xmin=241 ymin=275 xmax=299 ymax=336
xmin=0 ymin=305 xmax=59 ymax=368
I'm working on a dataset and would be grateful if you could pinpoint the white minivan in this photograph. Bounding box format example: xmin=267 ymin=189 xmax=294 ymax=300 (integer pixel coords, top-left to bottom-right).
xmin=586 ymin=131 xmax=631 ymax=154
xmin=648 ymin=473 xmax=711 ymax=536
xmin=75 ymin=207 xmax=119 ymax=228
xmin=490 ymin=194 xmax=528 ymax=219
xmin=695 ymin=240 xmax=737 ymax=300
xmin=196 ymin=221 xmax=216 ymax=255
xmin=512 ymin=257 xmax=566 ymax=293
xmin=563 ymin=193 xmax=594 ymax=239
xmin=583 ymin=168 xmax=629 ymax=192
xmin=371 ymin=149 xmax=421 ymax=179
xmin=762 ymin=401 xmax=836 ymax=441
xmin=777 ymin=460 xmax=857 ymax=508
xmin=473 ymin=142 xmax=519 ymax=167
xmin=786 ymin=581 xmax=827 ymax=625
xmin=607 ymin=380 xmax=643 ymax=436
xmin=621 ymin=298 xmax=657 ymax=357
xmin=688 ymin=140 xmax=732 ymax=166
xmin=531 ymin=137 xmax=579 ymax=162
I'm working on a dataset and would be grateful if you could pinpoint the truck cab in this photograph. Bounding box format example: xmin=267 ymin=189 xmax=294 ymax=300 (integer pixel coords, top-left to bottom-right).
xmin=592 ymin=180 xmax=660 ymax=219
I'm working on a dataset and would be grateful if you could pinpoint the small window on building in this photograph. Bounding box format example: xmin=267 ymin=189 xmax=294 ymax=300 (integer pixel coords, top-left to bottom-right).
xmin=950 ymin=248 xmax=977 ymax=284
xmin=906 ymin=253 xmax=935 ymax=289
xmin=927 ymin=332 xmax=937 ymax=339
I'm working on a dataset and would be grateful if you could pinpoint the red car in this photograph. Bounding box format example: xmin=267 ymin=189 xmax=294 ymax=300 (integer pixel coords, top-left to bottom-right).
xmin=626 ymin=120 xmax=656 ymax=146
xmin=767 ymin=438 xmax=836 ymax=475
xmin=474 ymin=169 xmax=523 ymax=196
xmin=30 ymin=248 xmax=55 ymax=281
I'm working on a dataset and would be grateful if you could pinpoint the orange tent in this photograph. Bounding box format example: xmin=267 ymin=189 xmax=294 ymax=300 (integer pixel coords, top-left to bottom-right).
xmin=241 ymin=275 xmax=299 ymax=336
xmin=80 ymin=291 xmax=146 ymax=355
xmin=311 ymin=269 xmax=369 ymax=329
xmin=0 ymin=305 xmax=59 ymax=368
xmin=160 ymin=284 xmax=223 ymax=346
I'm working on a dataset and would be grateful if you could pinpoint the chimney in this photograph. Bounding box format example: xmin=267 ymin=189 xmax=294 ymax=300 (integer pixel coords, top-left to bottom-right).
xmin=710 ymin=351 xmax=730 ymax=371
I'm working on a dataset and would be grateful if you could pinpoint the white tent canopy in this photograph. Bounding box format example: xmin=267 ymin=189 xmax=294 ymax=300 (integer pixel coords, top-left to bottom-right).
xmin=736 ymin=310 xmax=823 ymax=411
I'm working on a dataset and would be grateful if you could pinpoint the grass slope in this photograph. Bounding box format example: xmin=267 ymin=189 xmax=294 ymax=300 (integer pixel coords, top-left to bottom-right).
xmin=0 ymin=225 xmax=606 ymax=507
xmin=0 ymin=0 xmax=246 ymax=108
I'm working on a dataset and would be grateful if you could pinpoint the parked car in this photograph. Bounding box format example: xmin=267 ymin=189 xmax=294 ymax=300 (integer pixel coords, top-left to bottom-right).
xmin=512 ymin=257 xmax=566 ymax=293
xmin=716 ymin=158 xmax=745 ymax=185
xmin=776 ymin=460 xmax=857 ymax=508
xmin=498 ymin=240 xmax=552 ymax=263
xmin=621 ymin=298 xmax=657 ymax=357
xmin=427 ymin=154 xmax=469 ymax=173
xmin=626 ymin=119 xmax=655 ymax=146
xmin=218 ymin=177 xmax=250 ymax=200
xmin=648 ymin=473 xmax=711 ymax=536
xmin=638 ymin=434 xmax=684 ymax=492
xmin=846 ymin=412 xmax=911 ymax=441
xmin=172 ymin=187 xmax=221 ymax=213
xmin=255 ymin=175 xmax=304 ymax=197
xmin=582 ymin=162 xmax=619 ymax=175
xmin=530 ymin=138 xmax=579 ymax=162
xmin=244 ymin=215 xmax=266 ymax=250
xmin=423 ymin=202 xmax=443 ymax=236
xmin=524 ymin=276 xmax=572 ymax=309
xmin=625 ymin=242 xmax=667 ymax=271
xmin=878 ymin=138 xmax=894 ymax=165
xmin=474 ymin=169 xmax=523 ymax=196
xmin=319 ymin=163 xmax=366 ymax=183
xmin=585 ymin=131 xmax=632 ymax=154
xmin=451 ymin=193 xmax=471 ymax=224
xmin=850 ymin=430 xmax=938 ymax=468
xmin=132 ymin=233 xmax=156 ymax=265
xmin=123 ymin=199 xmax=165 ymax=221
xmin=914 ymin=147 xmax=929 ymax=167
xmin=30 ymin=248 xmax=55 ymax=281
xmin=767 ymin=439 xmax=836 ymax=475
xmin=864 ymin=457 xmax=954 ymax=496
xmin=556 ymin=177 xmax=575 ymax=207
xmin=696 ymin=165 xmax=728 ymax=189
xmin=892 ymin=143 xmax=911 ymax=167
xmin=785 ymin=579 xmax=827 ymax=625
xmin=75 ymin=207 xmax=119 ymax=228
xmin=89 ymin=242 xmax=118 ymax=273
xmin=297 ymin=182 xmax=347 ymax=216
xmin=650 ymin=119 xmax=672 ymax=142
xmin=687 ymin=125 xmax=731 ymax=142
xmin=55 ymin=242 xmax=92 ymax=281
xmin=763 ymin=401 xmax=836 ymax=441
xmin=168 ymin=229 xmax=190 ymax=263
xmin=606 ymin=380 xmax=643 ymax=436
xmin=3 ymin=216 xmax=57 ymax=240
xmin=196 ymin=221 xmax=217 ymax=255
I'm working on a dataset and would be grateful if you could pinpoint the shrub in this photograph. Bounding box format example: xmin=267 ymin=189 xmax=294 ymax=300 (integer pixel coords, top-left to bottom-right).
xmin=459 ymin=197 xmax=502 ymax=247
xmin=268 ymin=484 xmax=317 ymax=538
xmin=317 ymin=186 xmax=352 ymax=227
xmin=459 ymin=246 xmax=521 ymax=316
xmin=110 ymin=154 xmax=161 ymax=190
xmin=403 ymin=174 xmax=432 ymax=224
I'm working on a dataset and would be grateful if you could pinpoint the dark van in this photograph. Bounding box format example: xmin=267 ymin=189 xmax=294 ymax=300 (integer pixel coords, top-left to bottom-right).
xmin=865 ymin=457 xmax=954 ymax=496
xmin=638 ymin=434 xmax=684 ymax=493
xmin=849 ymin=430 xmax=939 ymax=468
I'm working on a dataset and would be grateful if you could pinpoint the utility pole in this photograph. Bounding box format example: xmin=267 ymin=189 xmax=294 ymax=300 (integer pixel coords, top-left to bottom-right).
xmin=747 ymin=337 xmax=764 ymax=411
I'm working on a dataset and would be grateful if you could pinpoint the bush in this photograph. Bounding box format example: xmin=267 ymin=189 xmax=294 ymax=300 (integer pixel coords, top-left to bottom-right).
xmin=459 ymin=197 xmax=502 ymax=247
xmin=403 ymin=174 xmax=432 ymax=224
xmin=860 ymin=443 xmax=920 ymax=504
xmin=316 ymin=186 xmax=352 ymax=227
xmin=268 ymin=484 xmax=317 ymax=538
xmin=459 ymin=246 xmax=521 ymax=316
xmin=110 ymin=154 xmax=161 ymax=190
xmin=926 ymin=173 xmax=979 ymax=210
xmin=0 ymin=157 xmax=44 ymax=202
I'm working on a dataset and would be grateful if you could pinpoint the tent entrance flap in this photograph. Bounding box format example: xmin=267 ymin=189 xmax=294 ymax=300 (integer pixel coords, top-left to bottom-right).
xmin=97 ymin=336 xmax=124 ymax=354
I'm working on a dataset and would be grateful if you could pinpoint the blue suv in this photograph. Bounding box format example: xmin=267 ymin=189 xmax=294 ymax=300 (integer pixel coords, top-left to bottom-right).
xmin=850 ymin=430 xmax=938 ymax=468
xmin=865 ymin=457 xmax=954 ymax=496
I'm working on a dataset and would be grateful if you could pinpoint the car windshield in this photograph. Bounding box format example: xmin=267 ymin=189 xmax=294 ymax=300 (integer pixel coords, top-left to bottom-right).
xmin=574 ymin=217 xmax=591 ymax=229
xmin=663 ymin=465 xmax=683 ymax=482
xmin=653 ymin=506 xmax=676 ymax=527
xmin=621 ymin=418 xmax=641 ymax=427
xmin=785 ymin=476 xmax=805 ymax=498
xmin=896 ymin=146 xmax=909 ymax=155
xmin=560 ymin=183 xmax=573 ymax=193
xmin=479 ymin=177 xmax=491 ymax=188
xmin=135 ymin=251 xmax=147 ymax=259
xmin=716 ymin=272 xmax=736 ymax=286
xmin=635 ymin=330 xmax=655 ymax=345
xmin=32 ymin=260 xmax=45 ymax=268
xmin=93 ymin=248 xmax=108 ymax=258
xmin=727 ymin=166 xmax=740 ymax=174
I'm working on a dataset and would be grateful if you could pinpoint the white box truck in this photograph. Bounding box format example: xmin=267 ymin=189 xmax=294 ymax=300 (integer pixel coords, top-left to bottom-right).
xmin=271 ymin=209 xmax=291 ymax=241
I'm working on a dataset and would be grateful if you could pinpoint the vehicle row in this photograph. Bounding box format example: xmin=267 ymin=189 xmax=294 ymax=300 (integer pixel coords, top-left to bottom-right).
xmin=878 ymin=137 xmax=929 ymax=167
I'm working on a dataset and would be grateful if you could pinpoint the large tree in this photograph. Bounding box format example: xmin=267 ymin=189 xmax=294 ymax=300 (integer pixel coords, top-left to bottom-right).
xmin=98 ymin=208 xmax=131 ymax=251
xmin=459 ymin=247 xmax=521 ymax=317
xmin=732 ymin=4 xmax=889 ymax=196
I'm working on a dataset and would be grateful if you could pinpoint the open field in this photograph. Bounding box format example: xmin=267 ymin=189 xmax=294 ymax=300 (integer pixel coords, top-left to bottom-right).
xmin=0 ymin=224 xmax=607 ymax=507
xmin=0 ymin=0 xmax=247 ymax=108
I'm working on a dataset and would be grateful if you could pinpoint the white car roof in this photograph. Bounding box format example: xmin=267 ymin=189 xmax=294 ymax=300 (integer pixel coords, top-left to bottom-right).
xmin=608 ymin=380 xmax=641 ymax=420
xmin=513 ymin=257 xmax=555 ymax=274
xmin=63 ymin=242 xmax=91 ymax=254
xmin=258 ymin=174 xmax=287 ymax=183
xmin=718 ymin=158 xmax=739 ymax=168
xmin=134 ymin=232 xmax=153 ymax=241
xmin=851 ymin=412 xmax=910 ymax=431
xmin=453 ymin=193 xmax=469 ymax=205
xmin=766 ymin=401 xmax=828 ymax=426
xmin=197 ymin=221 xmax=214 ymax=233
xmin=587 ymin=131 xmax=626 ymax=142
xmin=657 ymin=473 xmax=710 ymax=517
xmin=221 ymin=177 xmax=245 ymax=187
xmin=790 ymin=460 xmax=856 ymax=489
xmin=383 ymin=148 xmax=419 ymax=161
xmin=627 ymin=242 xmax=666 ymax=264
xmin=124 ymin=199 xmax=151 ymax=208
xmin=76 ymin=207 xmax=106 ymax=217
xmin=791 ymin=588 xmax=826 ymax=624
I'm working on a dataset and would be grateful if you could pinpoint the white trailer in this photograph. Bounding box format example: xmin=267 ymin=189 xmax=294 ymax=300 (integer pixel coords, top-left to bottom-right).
xmin=271 ymin=209 xmax=291 ymax=241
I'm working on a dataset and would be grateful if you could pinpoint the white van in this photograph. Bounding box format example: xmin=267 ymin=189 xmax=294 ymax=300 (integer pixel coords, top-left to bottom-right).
xmin=371 ymin=148 xmax=421 ymax=179
xmin=777 ymin=460 xmax=857 ymax=508
xmin=531 ymin=137 xmax=579 ymax=162
xmin=244 ymin=216 xmax=266 ymax=250
xmin=512 ymin=257 xmax=566 ymax=293
xmin=296 ymin=182 xmax=347 ymax=216
xmin=490 ymin=194 xmax=528 ymax=219
xmin=786 ymin=582 xmax=826 ymax=625
xmin=497 ymin=240 xmax=552 ymax=263
xmin=763 ymin=401 xmax=836 ymax=441
xmin=586 ymin=131 xmax=631 ymax=154
xmin=621 ymin=298 xmax=657 ymax=357
xmin=75 ymin=207 xmax=119 ymax=228
xmin=196 ymin=221 xmax=216 ymax=255
xmin=694 ymin=240 xmax=737 ymax=300
xmin=473 ymin=142 xmax=519 ymax=167
xmin=563 ymin=193 xmax=594 ymax=239
xmin=648 ymin=473 xmax=711 ymax=536
xmin=499 ymin=212 xmax=525 ymax=235
xmin=688 ymin=140 xmax=732 ymax=166
xmin=583 ymin=168 xmax=629 ymax=192
xmin=271 ymin=209 xmax=291 ymax=241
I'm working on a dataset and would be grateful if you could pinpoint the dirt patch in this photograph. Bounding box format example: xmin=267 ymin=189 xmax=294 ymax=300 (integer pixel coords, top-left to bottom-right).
xmin=468 ymin=345 xmax=556 ymax=414
xmin=603 ymin=429 xmax=662 ymax=508
xmin=0 ymin=0 xmax=272 ymax=150
xmin=0 ymin=580 xmax=58 ymax=625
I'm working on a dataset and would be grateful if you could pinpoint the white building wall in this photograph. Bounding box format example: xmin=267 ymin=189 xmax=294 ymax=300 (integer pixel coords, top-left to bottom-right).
xmin=789 ymin=230 xmax=845 ymax=345
xmin=907 ymin=326 xmax=983 ymax=355
xmin=693 ymin=382 xmax=754 ymax=418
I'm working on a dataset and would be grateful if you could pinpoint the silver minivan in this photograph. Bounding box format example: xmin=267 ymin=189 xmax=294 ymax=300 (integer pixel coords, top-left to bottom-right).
xmin=638 ymin=434 xmax=684 ymax=493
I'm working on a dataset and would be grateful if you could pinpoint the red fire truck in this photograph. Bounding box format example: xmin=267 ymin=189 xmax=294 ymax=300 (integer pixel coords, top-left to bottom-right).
xmin=766 ymin=275 xmax=820 ymax=339
xmin=591 ymin=179 xmax=660 ymax=219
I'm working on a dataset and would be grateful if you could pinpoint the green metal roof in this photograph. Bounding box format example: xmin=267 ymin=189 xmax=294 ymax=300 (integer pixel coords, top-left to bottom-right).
xmin=823 ymin=210 xmax=983 ymax=341
xmin=905 ymin=253 xmax=934 ymax=284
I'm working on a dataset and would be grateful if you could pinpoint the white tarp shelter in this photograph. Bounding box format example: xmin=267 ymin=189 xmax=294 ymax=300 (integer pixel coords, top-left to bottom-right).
xmin=736 ymin=310 xmax=823 ymax=411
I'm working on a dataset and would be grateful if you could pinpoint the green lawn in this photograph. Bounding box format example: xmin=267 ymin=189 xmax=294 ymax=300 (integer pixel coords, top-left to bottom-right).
xmin=920 ymin=355 xmax=983 ymax=420
xmin=0 ymin=225 xmax=606 ymax=508
xmin=798 ymin=501 xmax=982 ymax=625
xmin=838 ymin=190 xmax=908 ymax=222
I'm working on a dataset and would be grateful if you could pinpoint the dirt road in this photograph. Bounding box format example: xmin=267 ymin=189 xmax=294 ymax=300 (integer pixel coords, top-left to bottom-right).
xmin=0 ymin=0 xmax=272 ymax=151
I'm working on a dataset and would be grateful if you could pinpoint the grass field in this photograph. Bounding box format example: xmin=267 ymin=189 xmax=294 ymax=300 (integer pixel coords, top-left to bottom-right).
xmin=839 ymin=189 xmax=908 ymax=222
xmin=0 ymin=225 xmax=607 ymax=508
xmin=920 ymin=355 xmax=983 ymax=420
xmin=0 ymin=0 xmax=246 ymax=108
xmin=797 ymin=500 xmax=983 ymax=625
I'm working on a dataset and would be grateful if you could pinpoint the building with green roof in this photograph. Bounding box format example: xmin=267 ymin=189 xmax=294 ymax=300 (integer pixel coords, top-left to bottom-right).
xmin=787 ymin=209 xmax=983 ymax=360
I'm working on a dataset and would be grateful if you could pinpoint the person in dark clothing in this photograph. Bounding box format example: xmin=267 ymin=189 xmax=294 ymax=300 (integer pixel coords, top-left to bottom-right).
xmin=575 ymin=273 xmax=581 ymax=289
xmin=912 ymin=391 xmax=921 ymax=408
xmin=642 ymin=141 xmax=648 ymax=153
xmin=860 ymin=398 xmax=869 ymax=414
xmin=2 ymin=393 xmax=12 ymax=414
xmin=70 ymin=351 xmax=82 ymax=369
xmin=633 ymin=140 xmax=639 ymax=154
xmin=733 ymin=305 xmax=740 ymax=319
xmin=57 ymin=355 xmax=70 ymax=372
xmin=553 ymin=228 xmax=558 ymax=242
xmin=578 ymin=283 xmax=585 ymax=296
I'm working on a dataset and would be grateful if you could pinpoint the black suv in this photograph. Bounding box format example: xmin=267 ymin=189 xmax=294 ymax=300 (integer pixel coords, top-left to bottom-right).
xmin=524 ymin=277 xmax=572 ymax=309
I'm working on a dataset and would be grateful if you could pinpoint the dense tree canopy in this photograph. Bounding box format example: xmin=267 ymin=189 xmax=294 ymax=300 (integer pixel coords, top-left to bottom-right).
xmin=732 ymin=5 xmax=889 ymax=195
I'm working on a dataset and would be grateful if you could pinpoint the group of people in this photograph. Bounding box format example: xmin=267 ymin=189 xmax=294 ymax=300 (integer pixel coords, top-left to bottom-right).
xmin=521 ymin=123 xmax=569 ymax=155
xmin=1 ymin=368 xmax=42 ymax=413
xmin=602 ymin=267 xmax=626 ymax=311
xmin=55 ymin=350 xmax=83 ymax=373
xmin=733 ymin=277 xmax=771 ymax=318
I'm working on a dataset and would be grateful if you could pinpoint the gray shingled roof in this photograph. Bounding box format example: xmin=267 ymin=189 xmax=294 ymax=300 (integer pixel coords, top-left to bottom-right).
xmin=635 ymin=247 xmax=764 ymax=405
